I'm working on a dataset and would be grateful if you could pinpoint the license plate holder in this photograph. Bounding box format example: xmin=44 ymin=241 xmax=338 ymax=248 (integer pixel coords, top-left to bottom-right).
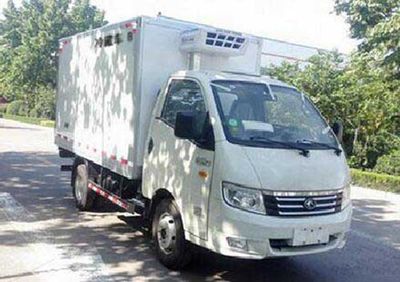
xmin=291 ymin=226 xmax=329 ymax=246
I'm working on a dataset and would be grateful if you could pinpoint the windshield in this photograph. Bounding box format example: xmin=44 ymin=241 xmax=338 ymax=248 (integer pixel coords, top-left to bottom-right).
xmin=211 ymin=80 xmax=338 ymax=149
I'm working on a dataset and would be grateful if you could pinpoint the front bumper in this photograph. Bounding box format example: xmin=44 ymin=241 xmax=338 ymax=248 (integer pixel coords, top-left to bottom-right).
xmin=208 ymin=201 xmax=352 ymax=259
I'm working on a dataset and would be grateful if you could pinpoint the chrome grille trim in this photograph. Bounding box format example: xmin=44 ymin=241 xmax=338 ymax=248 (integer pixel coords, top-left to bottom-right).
xmin=277 ymin=204 xmax=304 ymax=208
xmin=263 ymin=190 xmax=343 ymax=217
xmin=312 ymin=195 xmax=337 ymax=201
xmin=277 ymin=202 xmax=337 ymax=209
xmin=274 ymin=195 xmax=337 ymax=202
xmin=279 ymin=208 xmax=336 ymax=216
xmin=316 ymin=202 xmax=337 ymax=208
xmin=275 ymin=197 xmax=306 ymax=201
xmin=263 ymin=189 xmax=343 ymax=197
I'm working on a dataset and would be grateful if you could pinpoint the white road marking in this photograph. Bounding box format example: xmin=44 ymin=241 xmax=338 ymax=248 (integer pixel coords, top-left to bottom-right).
xmin=0 ymin=192 xmax=112 ymax=281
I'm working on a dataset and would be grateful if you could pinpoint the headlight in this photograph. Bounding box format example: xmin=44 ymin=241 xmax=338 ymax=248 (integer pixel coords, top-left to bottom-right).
xmin=342 ymin=182 xmax=351 ymax=209
xmin=222 ymin=182 xmax=265 ymax=214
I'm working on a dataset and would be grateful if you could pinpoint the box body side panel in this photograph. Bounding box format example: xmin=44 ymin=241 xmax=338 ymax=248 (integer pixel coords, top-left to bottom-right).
xmin=55 ymin=20 xmax=139 ymax=179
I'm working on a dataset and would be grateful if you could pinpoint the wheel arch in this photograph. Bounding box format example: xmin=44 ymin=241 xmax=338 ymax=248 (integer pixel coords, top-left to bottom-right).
xmin=146 ymin=188 xmax=175 ymax=223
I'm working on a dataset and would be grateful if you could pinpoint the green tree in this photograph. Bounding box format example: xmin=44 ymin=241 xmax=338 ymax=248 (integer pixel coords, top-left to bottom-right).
xmin=334 ymin=0 xmax=399 ymax=39
xmin=265 ymin=1 xmax=400 ymax=169
xmin=0 ymin=0 xmax=106 ymax=109
xmin=0 ymin=0 xmax=22 ymax=48
xmin=69 ymin=0 xmax=105 ymax=34
xmin=264 ymin=51 xmax=400 ymax=169
xmin=335 ymin=0 xmax=400 ymax=77
xmin=340 ymin=53 xmax=399 ymax=167
xmin=0 ymin=0 xmax=22 ymax=100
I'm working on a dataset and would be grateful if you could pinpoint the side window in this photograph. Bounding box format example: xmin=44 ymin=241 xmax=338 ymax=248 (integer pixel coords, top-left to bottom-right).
xmin=161 ymin=79 xmax=206 ymax=127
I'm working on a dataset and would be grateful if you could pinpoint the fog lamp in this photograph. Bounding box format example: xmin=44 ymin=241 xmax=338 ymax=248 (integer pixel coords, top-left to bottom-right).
xmin=227 ymin=237 xmax=248 ymax=251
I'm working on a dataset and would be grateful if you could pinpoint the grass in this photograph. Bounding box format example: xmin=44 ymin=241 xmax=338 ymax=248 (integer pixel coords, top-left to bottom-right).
xmin=0 ymin=113 xmax=55 ymax=128
xmin=351 ymin=169 xmax=400 ymax=193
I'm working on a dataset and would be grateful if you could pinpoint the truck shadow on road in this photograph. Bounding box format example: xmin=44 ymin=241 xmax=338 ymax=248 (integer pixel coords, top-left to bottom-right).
xmin=1 ymin=151 xmax=400 ymax=282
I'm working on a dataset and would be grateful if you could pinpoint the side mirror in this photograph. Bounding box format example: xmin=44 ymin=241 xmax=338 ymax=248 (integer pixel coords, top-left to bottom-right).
xmin=174 ymin=111 xmax=202 ymax=140
xmin=332 ymin=121 xmax=343 ymax=143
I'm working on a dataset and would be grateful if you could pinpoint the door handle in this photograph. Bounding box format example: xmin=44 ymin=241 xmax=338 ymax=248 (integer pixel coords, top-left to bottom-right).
xmin=148 ymin=138 xmax=154 ymax=154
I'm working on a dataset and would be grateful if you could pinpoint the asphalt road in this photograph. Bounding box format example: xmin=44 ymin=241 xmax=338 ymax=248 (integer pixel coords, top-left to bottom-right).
xmin=0 ymin=118 xmax=399 ymax=282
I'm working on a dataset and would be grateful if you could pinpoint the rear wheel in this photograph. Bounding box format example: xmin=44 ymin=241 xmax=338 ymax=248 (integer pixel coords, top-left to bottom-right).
xmin=73 ymin=163 xmax=95 ymax=211
xmin=152 ymin=198 xmax=192 ymax=270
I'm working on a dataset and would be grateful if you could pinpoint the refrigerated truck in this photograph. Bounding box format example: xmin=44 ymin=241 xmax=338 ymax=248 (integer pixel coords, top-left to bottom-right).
xmin=55 ymin=15 xmax=352 ymax=269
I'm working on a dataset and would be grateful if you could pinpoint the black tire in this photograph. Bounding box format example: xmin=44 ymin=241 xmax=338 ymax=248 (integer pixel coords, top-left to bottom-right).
xmin=152 ymin=198 xmax=192 ymax=270
xmin=72 ymin=163 xmax=95 ymax=211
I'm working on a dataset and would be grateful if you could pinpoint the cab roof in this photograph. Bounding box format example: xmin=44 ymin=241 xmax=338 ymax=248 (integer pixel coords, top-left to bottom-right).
xmin=172 ymin=70 xmax=294 ymax=89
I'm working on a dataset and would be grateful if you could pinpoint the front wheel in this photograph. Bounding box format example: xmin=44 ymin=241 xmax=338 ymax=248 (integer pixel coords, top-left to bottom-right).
xmin=152 ymin=199 xmax=192 ymax=270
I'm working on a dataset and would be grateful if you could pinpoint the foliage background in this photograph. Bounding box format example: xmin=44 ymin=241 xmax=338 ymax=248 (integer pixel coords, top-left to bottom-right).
xmin=0 ymin=0 xmax=106 ymax=119
xmin=263 ymin=0 xmax=399 ymax=174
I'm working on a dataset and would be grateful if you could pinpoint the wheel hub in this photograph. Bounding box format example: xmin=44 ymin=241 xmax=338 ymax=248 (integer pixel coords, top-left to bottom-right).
xmin=157 ymin=212 xmax=177 ymax=255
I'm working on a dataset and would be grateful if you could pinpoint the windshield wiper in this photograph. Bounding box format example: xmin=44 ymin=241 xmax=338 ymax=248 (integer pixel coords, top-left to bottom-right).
xmin=296 ymin=139 xmax=342 ymax=156
xmin=249 ymin=136 xmax=310 ymax=157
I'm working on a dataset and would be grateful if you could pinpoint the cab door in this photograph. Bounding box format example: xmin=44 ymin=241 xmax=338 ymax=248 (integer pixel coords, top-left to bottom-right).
xmin=146 ymin=78 xmax=214 ymax=240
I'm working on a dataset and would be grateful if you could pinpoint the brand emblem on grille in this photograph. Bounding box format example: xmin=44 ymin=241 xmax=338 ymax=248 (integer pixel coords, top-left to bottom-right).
xmin=303 ymin=198 xmax=317 ymax=210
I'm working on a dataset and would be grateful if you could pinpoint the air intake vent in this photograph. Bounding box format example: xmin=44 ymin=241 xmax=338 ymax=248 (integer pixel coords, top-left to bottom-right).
xmin=180 ymin=28 xmax=248 ymax=56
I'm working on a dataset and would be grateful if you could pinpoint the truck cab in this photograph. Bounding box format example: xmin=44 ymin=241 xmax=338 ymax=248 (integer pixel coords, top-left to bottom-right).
xmin=143 ymin=70 xmax=351 ymax=264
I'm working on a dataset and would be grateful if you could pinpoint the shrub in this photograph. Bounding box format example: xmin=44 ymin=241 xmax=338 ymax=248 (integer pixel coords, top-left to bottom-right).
xmin=6 ymin=100 xmax=23 ymax=115
xmin=0 ymin=103 xmax=7 ymax=113
xmin=34 ymin=86 xmax=55 ymax=119
xmin=29 ymin=108 xmax=39 ymax=118
xmin=39 ymin=120 xmax=55 ymax=127
xmin=351 ymin=169 xmax=400 ymax=193
xmin=17 ymin=103 xmax=29 ymax=116
xmin=374 ymin=150 xmax=400 ymax=176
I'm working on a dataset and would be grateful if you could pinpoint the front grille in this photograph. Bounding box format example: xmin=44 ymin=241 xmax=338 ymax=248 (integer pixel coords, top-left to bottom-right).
xmin=264 ymin=191 xmax=343 ymax=216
